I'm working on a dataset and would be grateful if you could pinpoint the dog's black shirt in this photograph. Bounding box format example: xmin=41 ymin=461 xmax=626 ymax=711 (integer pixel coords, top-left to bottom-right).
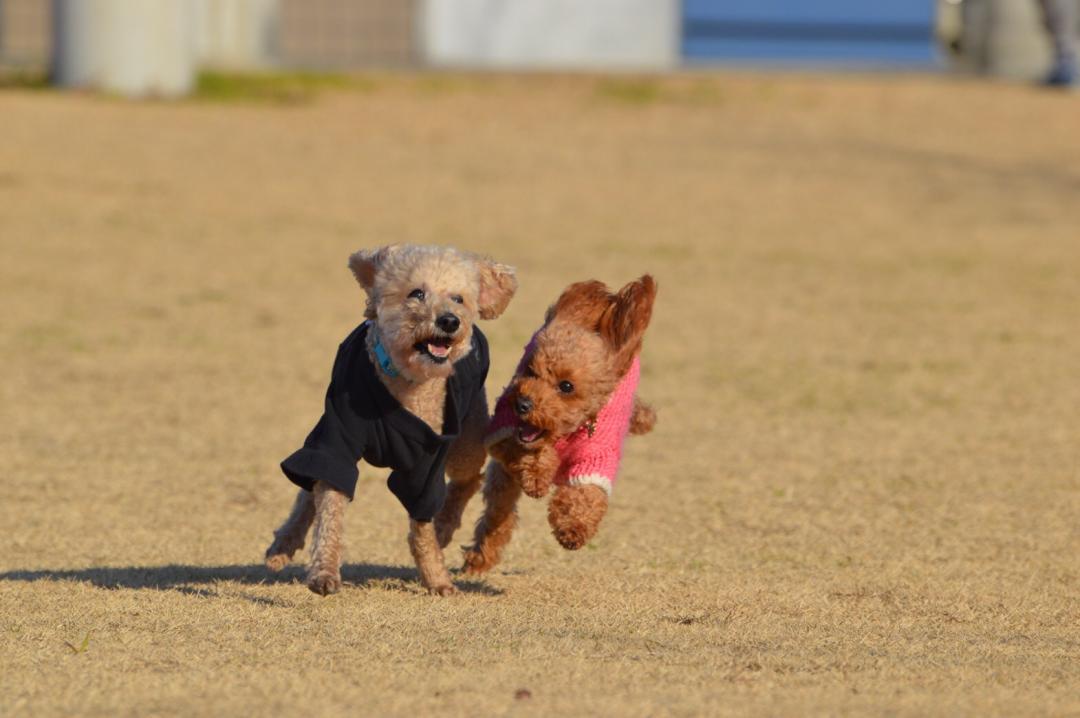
xmin=280 ymin=321 xmax=488 ymax=521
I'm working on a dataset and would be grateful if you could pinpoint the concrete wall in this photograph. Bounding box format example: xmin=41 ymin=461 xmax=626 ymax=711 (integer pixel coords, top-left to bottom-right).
xmin=193 ymin=0 xmax=280 ymax=70
xmin=2 ymin=0 xmax=415 ymax=71
xmin=0 ymin=0 xmax=50 ymax=66
xmin=422 ymin=0 xmax=678 ymax=70
xmin=279 ymin=0 xmax=415 ymax=68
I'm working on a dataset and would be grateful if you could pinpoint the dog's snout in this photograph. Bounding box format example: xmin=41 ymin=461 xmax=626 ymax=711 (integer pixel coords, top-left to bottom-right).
xmin=436 ymin=313 xmax=460 ymax=334
xmin=514 ymin=395 xmax=533 ymax=417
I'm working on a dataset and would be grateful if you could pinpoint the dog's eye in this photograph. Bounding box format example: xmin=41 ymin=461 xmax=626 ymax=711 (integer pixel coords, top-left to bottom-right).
xmin=450 ymin=294 xmax=464 ymax=304
xmin=558 ymin=380 xmax=574 ymax=394
xmin=408 ymin=288 xmax=425 ymax=301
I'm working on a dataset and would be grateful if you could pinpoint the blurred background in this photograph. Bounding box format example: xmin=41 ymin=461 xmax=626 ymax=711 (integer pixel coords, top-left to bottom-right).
xmin=3 ymin=2 xmax=1080 ymax=716
xmin=0 ymin=0 xmax=1077 ymax=93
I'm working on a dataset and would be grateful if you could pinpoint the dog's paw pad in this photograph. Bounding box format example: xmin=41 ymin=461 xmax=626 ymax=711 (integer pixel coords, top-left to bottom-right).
xmin=307 ymin=572 xmax=342 ymax=596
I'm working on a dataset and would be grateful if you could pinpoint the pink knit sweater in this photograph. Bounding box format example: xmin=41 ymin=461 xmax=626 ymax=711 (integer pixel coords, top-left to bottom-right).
xmin=486 ymin=340 xmax=641 ymax=497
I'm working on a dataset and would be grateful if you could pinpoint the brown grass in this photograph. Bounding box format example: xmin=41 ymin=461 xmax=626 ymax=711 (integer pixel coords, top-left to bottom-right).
xmin=2 ymin=72 xmax=1079 ymax=716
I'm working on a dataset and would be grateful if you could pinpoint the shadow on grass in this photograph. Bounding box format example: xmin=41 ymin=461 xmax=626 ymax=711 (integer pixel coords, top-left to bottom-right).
xmin=0 ymin=562 xmax=503 ymax=597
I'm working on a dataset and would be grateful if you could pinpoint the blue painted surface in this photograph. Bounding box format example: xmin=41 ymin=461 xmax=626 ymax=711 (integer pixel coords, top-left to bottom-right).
xmin=683 ymin=0 xmax=939 ymax=68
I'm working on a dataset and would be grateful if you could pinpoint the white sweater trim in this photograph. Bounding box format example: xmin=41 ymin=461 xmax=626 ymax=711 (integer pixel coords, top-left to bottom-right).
xmin=567 ymin=473 xmax=613 ymax=497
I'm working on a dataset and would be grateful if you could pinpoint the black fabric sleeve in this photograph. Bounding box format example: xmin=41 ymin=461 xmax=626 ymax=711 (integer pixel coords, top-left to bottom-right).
xmin=280 ymin=411 xmax=363 ymax=499
xmin=386 ymin=448 xmax=449 ymax=522
xmin=475 ymin=328 xmax=490 ymax=385
xmin=280 ymin=366 xmax=367 ymax=502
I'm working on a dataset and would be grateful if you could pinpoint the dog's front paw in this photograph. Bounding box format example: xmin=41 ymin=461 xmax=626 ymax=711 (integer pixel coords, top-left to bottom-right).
xmin=265 ymin=536 xmax=303 ymax=572
xmin=264 ymin=529 xmax=308 ymax=574
xmin=552 ymin=522 xmax=590 ymax=550
xmin=265 ymin=553 xmax=291 ymax=572
xmin=548 ymin=484 xmax=606 ymax=551
xmin=306 ymin=570 xmax=342 ymax=596
xmin=426 ymin=582 xmax=458 ymax=597
xmin=265 ymin=542 xmax=300 ymax=572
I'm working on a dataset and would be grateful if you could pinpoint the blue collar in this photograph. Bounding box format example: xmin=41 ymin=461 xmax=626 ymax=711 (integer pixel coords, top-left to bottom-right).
xmin=368 ymin=323 xmax=399 ymax=379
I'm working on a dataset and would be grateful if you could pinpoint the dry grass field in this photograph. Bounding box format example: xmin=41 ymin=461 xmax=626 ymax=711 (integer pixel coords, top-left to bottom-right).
xmin=1 ymin=72 xmax=1079 ymax=716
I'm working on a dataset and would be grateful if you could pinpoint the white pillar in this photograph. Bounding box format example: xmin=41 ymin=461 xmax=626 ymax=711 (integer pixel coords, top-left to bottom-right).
xmin=53 ymin=0 xmax=196 ymax=98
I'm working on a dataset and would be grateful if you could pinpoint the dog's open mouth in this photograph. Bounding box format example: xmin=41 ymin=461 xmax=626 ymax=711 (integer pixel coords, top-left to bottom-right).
xmin=415 ymin=336 xmax=453 ymax=364
xmin=516 ymin=421 xmax=545 ymax=445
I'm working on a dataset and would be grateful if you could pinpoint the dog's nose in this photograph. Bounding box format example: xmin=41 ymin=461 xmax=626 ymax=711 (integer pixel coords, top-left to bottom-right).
xmin=436 ymin=313 xmax=460 ymax=334
xmin=514 ymin=395 xmax=533 ymax=416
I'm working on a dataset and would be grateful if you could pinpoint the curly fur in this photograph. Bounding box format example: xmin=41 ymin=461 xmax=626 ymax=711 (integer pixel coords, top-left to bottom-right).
xmin=547 ymin=484 xmax=608 ymax=550
xmin=629 ymin=397 xmax=657 ymax=435
xmin=307 ymin=481 xmax=347 ymax=595
xmin=465 ymin=275 xmax=657 ymax=572
xmin=409 ymin=519 xmax=455 ymax=596
xmin=505 ymin=324 xmax=616 ymax=439
xmin=265 ymin=244 xmax=516 ymax=595
xmin=264 ymin=488 xmax=315 ymax=572
xmin=462 ymin=462 xmax=522 ymax=574
xmin=435 ymin=390 xmax=490 ymax=549
xmin=349 ymin=244 xmax=516 ymax=382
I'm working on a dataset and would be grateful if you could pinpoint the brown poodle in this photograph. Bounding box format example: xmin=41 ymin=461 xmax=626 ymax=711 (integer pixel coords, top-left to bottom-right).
xmin=264 ymin=244 xmax=517 ymax=595
xmin=463 ymin=275 xmax=657 ymax=574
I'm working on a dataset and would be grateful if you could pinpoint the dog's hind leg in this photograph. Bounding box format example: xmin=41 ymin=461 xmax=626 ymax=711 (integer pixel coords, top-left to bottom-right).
xmin=462 ymin=461 xmax=522 ymax=574
xmin=306 ymin=481 xmax=347 ymax=595
xmin=409 ymin=519 xmax=456 ymax=596
xmin=265 ymin=488 xmax=316 ymax=571
xmin=435 ymin=393 xmax=489 ymax=548
xmin=435 ymin=466 xmax=482 ymax=550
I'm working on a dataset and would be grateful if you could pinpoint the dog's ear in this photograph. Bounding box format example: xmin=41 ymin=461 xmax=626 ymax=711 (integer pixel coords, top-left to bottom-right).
xmin=598 ymin=275 xmax=657 ymax=374
xmin=347 ymin=246 xmax=395 ymax=290
xmin=476 ymin=259 xmax=518 ymax=320
xmin=546 ymin=280 xmax=612 ymax=328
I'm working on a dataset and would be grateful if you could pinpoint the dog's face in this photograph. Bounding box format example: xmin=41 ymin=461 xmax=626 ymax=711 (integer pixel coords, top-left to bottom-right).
xmin=505 ymin=275 xmax=656 ymax=446
xmin=349 ymin=245 xmax=517 ymax=381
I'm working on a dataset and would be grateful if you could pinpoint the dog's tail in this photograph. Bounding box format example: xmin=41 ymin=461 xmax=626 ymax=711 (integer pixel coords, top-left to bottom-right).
xmin=629 ymin=397 xmax=657 ymax=436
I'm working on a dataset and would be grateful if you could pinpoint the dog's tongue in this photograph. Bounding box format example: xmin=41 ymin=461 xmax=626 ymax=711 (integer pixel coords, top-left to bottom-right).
xmin=426 ymin=342 xmax=450 ymax=359
xmin=518 ymin=423 xmax=543 ymax=443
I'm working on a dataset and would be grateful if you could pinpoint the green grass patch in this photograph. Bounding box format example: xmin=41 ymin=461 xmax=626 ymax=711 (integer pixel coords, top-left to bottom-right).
xmin=594 ymin=77 xmax=728 ymax=107
xmin=64 ymin=632 xmax=91 ymax=655
xmin=595 ymin=78 xmax=663 ymax=105
xmin=412 ymin=74 xmax=474 ymax=95
xmin=0 ymin=68 xmax=50 ymax=91
xmin=194 ymin=71 xmax=372 ymax=104
xmin=15 ymin=322 xmax=88 ymax=353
